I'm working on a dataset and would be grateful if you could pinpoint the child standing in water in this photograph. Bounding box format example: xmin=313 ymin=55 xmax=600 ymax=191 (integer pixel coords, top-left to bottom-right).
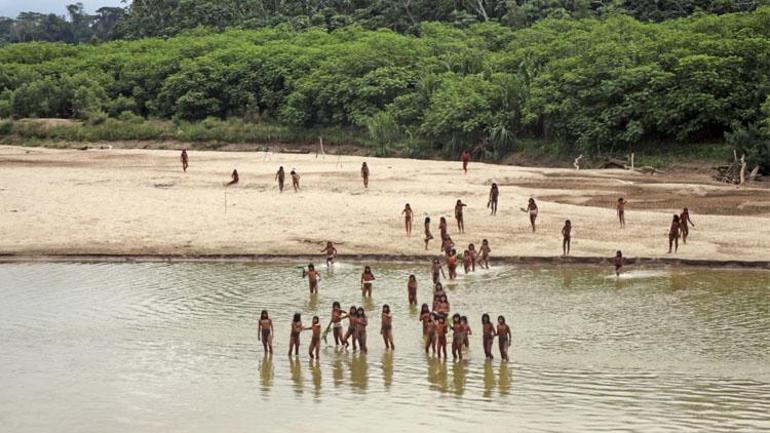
xmin=455 ymin=200 xmax=467 ymax=233
xmin=381 ymin=304 xmax=394 ymax=350
xmin=432 ymin=283 xmax=445 ymax=311
xmin=668 ymin=214 xmax=681 ymax=253
xmin=288 ymin=313 xmax=303 ymax=356
xmin=307 ymin=316 xmax=322 ymax=360
xmin=522 ymin=198 xmax=538 ymax=232
xmin=180 ymin=149 xmax=188 ymax=172
xmin=302 ymin=264 xmax=320 ymax=294
xmin=680 ymin=207 xmax=695 ymax=244
xmin=330 ymin=302 xmax=347 ymax=347
xmin=446 ymin=249 xmax=458 ymax=280
xmin=420 ymin=303 xmax=431 ymax=336
xmin=562 ymin=220 xmax=572 ymax=256
xmin=451 ymin=314 xmax=466 ymax=361
xmin=435 ymin=315 xmax=448 ymax=359
xmin=343 ymin=306 xmax=358 ymax=350
xmin=617 ymin=198 xmax=627 ymax=228
xmin=361 ymin=266 xmax=375 ymax=297
xmin=356 ymin=307 xmax=368 ymax=353
xmin=488 ymin=183 xmax=499 ymax=215
xmin=258 ymin=310 xmax=273 ymax=353
xmin=441 ymin=232 xmax=455 ymax=256
xmin=468 ymin=243 xmax=477 ymax=271
xmin=479 ymin=239 xmax=491 ymax=269
xmin=401 ymin=204 xmax=414 ymax=236
xmin=462 ymin=249 xmax=472 ymax=274
xmin=614 ymin=250 xmax=623 ymax=276
xmin=436 ymin=294 xmax=450 ymax=315
xmin=275 ymin=166 xmax=285 ymax=192
xmin=361 ymin=162 xmax=369 ymax=188
xmin=481 ymin=313 xmax=496 ymax=360
xmin=497 ymin=316 xmax=511 ymax=361
xmin=424 ymin=217 xmax=434 ymax=250
xmin=461 ymin=316 xmax=471 ymax=348
xmin=424 ymin=312 xmax=437 ymax=355
xmin=430 ymin=258 xmax=446 ymax=285
xmin=407 ymin=275 xmax=418 ymax=305
xmin=290 ymin=169 xmax=300 ymax=192
xmin=320 ymin=242 xmax=337 ymax=267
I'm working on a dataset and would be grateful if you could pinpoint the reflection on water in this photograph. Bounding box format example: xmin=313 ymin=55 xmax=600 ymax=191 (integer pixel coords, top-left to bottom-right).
xmin=0 ymin=263 xmax=768 ymax=433
xmin=259 ymin=354 xmax=273 ymax=393
xmin=381 ymin=351 xmax=393 ymax=389
xmin=310 ymin=362 xmax=322 ymax=398
xmin=289 ymin=357 xmax=303 ymax=396
xmin=349 ymin=353 xmax=368 ymax=393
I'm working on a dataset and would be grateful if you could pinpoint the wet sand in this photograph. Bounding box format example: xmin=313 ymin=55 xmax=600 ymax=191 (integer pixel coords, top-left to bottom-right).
xmin=1 ymin=145 xmax=769 ymax=264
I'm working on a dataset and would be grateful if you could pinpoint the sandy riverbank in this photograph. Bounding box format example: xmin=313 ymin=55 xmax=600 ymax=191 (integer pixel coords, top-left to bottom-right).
xmin=1 ymin=145 xmax=769 ymax=264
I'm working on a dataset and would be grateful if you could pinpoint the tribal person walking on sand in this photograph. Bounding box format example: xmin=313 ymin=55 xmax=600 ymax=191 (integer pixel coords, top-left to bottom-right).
xmin=361 ymin=162 xmax=370 ymax=188
xmin=180 ymin=149 xmax=189 ymax=172
xmin=680 ymin=207 xmax=695 ymax=244
xmin=488 ymin=183 xmax=499 ymax=215
xmin=461 ymin=150 xmax=471 ymax=174
xmin=290 ymin=169 xmax=300 ymax=192
xmin=275 ymin=166 xmax=285 ymax=192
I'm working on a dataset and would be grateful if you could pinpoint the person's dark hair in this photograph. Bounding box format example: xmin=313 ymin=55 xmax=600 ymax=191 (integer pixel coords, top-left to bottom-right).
xmin=420 ymin=303 xmax=430 ymax=314
xmin=673 ymin=214 xmax=680 ymax=222
xmin=293 ymin=313 xmax=301 ymax=322
xmin=261 ymin=310 xmax=268 ymax=319
xmin=383 ymin=304 xmax=390 ymax=313
xmin=498 ymin=315 xmax=506 ymax=324
xmin=357 ymin=307 xmax=366 ymax=317
xmin=308 ymin=263 xmax=314 ymax=270
xmin=332 ymin=301 xmax=340 ymax=309
xmin=425 ymin=216 xmax=430 ymax=224
xmin=312 ymin=316 xmax=319 ymax=323
xmin=481 ymin=313 xmax=490 ymax=324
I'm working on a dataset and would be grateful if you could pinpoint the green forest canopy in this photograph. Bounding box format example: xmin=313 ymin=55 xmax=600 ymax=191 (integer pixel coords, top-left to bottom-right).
xmin=1 ymin=5 xmax=770 ymax=169
xmin=1 ymin=0 xmax=767 ymax=43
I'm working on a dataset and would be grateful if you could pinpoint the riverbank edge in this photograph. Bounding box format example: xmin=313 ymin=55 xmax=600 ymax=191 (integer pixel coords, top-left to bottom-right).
xmin=1 ymin=253 xmax=768 ymax=270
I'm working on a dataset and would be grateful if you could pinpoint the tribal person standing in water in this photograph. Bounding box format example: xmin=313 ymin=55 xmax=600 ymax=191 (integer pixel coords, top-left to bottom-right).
xmin=562 ymin=219 xmax=572 ymax=256
xmin=320 ymin=241 xmax=337 ymax=267
xmin=303 ymin=264 xmax=320 ymax=294
xmin=258 ymin=310 xmax=274 ymax=353
xmin=361 ymin=266 xmax=375 ymax=297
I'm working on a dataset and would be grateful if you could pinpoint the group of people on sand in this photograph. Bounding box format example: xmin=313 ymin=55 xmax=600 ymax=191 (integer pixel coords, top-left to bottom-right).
xmin=183 ymin=147 xmax=698 ymax=279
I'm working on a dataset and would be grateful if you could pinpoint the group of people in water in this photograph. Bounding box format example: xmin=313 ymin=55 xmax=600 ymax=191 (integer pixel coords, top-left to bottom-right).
xmin=258 ymin=269 xmax=513 ymax=362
